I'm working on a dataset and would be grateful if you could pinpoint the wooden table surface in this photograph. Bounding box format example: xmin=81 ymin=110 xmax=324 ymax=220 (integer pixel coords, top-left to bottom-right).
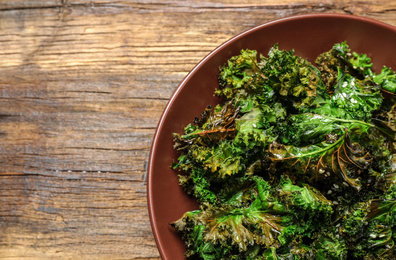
xmin=1 ymin=1 xmax=395 ymax=259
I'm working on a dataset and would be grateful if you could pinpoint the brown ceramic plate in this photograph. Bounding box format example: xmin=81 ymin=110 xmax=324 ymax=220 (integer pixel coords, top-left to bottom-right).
xmin=147 ymin=13 xmax=396 ymax=259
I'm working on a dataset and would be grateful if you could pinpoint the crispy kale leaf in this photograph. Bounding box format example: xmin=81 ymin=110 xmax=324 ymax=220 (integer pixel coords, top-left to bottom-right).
xmin=216 ymin=49 xmax=274 ymax=110
xmin=315 ymin=41 xmax=373 ymax=91
xmin=216 ymin=45 xmax=329 ymax=113
xmin=267 ymin=130 xmax=372 ymax=191
xmin=172 ymin=101 xmax=282 ymax=203
xmin=171 ymin=176 xmax=286 ymax=259
xmin=308 ymin=69 xmax=383 ymax=122
xmin=329 ymin=72 xmax=382 ymax=121
xmin=374 ymin=66 xmax=396 ymax=94
xmin=260 ymin=44 xmax=329 ymax=111
xmin=340 ymin=193 xmax=396 ymax=259
xmin=316 ymin=41 xmax=396 ymax=96
xmin=171 ymin=176 xmax=335 ymax=259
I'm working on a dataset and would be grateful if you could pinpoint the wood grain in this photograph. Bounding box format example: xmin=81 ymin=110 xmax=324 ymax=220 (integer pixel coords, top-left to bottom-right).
xmin=0 ymin=0 xmax=395 ymax=259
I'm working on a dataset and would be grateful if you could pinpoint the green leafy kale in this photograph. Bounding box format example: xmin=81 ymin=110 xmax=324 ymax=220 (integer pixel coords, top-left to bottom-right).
xmin=259 ymin=44 xmax=329 ymax=111
xmin=171 ymin=42 xmax=396 ymax=259
xmin=374 ymin=66 xmax=396 ymax=94
xmin=171 ymin=176 xmax=335 ymax=259
xmin=316 ymin=41 xmax=396 ymax=96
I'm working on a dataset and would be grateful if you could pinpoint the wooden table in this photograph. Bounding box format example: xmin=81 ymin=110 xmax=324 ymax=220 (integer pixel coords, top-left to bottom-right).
xmin=0 ymin=1 xmax=395 ymax=259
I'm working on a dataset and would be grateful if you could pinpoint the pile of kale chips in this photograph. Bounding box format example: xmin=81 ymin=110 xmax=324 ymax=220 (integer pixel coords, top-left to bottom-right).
xmin=171 ymin=42 xmax=396 ymax=259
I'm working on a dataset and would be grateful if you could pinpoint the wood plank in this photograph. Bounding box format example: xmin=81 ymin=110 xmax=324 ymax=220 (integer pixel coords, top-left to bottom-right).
xmin=0 ymin=1 xmax=61 ymax=10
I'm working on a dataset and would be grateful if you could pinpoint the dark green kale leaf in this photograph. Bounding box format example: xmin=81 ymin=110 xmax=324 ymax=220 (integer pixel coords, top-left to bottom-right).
xmin=340 ymin=197 xmax=396 ymax=259
xmin=260 ymin=44 xmax=329 ymax=112
xmin=216 ymin=49 xmax=273 ymax=106
xmin=307 ymin=69 xmax=383 ymax=122
xmin=315 ymin=41 xmax=373 ymax=92
xmin=333 ymin=41 xmax=373 ymax=77
xmin=171 ymin=176 xmax=289 ymax=259
xmin=329 ymin=71 xmax=383 ymax=121
xmin=172 ymin=152 xmax=218 ymax=204
xmin=374 ymin=66 xmax=396 ymax=94
xmin=267 ymin=130 xmax=372 ymax=191
xmin=310 ymin=232 xmax=348 ymax=260
xmin=317 ymin=41 xmax=396 ymax=96
xmin=233 ymin=104 xmax=285 ymax=149
xmin=171 ymin=176 xmax=336 ymax=259
xmin=276 ymin=177 xmax=334 ymax=244
xmin=172 ymin=99 xmax=283 ymax=203
xmin=173 ymin=101 xmax=239 ymax=151
xmin=218 ymin=49 xmax=261 ymax=90
xmin=278 ymin=112 xmax=377 ymax=146
xmin=275 ymin=230 xmax=348 ymax=260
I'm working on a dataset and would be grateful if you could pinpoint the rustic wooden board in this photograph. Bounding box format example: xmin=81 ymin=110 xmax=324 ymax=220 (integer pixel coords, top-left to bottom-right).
xmin=0 ymin=0 xmax=395 ymax=259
